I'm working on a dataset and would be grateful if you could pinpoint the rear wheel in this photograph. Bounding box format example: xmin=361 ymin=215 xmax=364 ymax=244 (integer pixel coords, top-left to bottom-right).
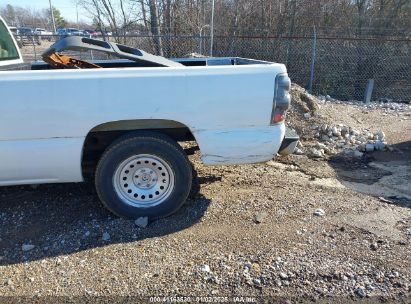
xmin=95 ymin=132 xmax=192 ymax=219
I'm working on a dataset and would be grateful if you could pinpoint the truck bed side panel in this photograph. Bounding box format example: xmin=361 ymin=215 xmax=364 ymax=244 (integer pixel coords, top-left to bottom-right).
xmin=0 ymin=64 xmax=286 ymax=184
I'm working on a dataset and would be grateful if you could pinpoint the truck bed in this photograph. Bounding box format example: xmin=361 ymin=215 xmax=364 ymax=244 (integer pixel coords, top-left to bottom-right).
xmin=1 ymin=57 xmax=275 ymax=71
xmin=29 ymin=57 xmax=273 ymax=70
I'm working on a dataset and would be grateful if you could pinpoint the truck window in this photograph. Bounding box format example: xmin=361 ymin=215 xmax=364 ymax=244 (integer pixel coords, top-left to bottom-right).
xmin=0 ymin=20 xmax=19 ymax=61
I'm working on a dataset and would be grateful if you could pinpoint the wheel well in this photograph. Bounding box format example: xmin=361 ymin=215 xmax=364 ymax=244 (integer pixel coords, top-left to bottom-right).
xmin=82 ymin=120 xmax=197 ymax=179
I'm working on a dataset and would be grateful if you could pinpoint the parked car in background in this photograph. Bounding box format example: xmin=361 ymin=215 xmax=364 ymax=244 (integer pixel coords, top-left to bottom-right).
xmin=83 ymin=29 xmax=97 ymax=38
xmin=8 ymin=26 xmax=17 ymax=35
xmin=101 ymin=29 xmax=112 ymax=36
xmin=34 ymin=28 xmax=53 ymax=41
xmin=8 ymin=26 xmax=22 ymax=48
xmin=17 ymin=27 xmax=41 ymax=46
xmin=57 ymin=28 xmax=84 ymax=38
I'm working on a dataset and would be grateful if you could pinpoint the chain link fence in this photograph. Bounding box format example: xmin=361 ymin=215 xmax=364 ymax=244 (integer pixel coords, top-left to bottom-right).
xmin=17 ymin=34 xmax=410 ymax=103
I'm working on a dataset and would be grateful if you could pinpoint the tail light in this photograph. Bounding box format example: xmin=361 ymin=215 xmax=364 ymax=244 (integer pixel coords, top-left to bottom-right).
xmin=271 ymin=74 xmax=291 ymax=124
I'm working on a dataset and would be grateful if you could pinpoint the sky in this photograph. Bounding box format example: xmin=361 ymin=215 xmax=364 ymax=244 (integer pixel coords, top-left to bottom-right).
xmin=0 ymin=0 xmax=91 ymax=23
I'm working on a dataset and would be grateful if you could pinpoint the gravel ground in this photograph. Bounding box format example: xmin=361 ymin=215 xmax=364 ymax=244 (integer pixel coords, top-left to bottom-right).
xmin=1 ymin=59 xmax=410 ymax=302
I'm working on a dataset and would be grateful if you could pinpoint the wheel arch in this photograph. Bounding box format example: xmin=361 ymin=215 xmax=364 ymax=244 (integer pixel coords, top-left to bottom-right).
xmin=81 ymin=119 xmax=198 ymax=178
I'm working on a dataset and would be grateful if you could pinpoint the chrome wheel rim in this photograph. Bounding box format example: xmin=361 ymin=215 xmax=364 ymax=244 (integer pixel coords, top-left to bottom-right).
xmin=113 ymin=154 xmax=175 ymax=208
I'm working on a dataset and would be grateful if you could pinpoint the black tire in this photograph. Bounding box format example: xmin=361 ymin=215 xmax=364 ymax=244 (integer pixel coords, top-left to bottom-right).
xmin=95 ymin=131 xmax=192 ymax=219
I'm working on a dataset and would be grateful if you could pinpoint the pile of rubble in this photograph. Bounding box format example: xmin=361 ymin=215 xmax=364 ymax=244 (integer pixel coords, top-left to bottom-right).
xmin=288 ymin=84 xmax=396 ymax=159
xmin=287 ymin=84 xmax=324 ymax=141
xmin=301 ymin=124 xmax=389 ymax=159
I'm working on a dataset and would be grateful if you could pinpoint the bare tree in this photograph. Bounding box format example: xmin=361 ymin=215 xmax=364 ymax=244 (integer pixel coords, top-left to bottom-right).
xmin=148 ymin=0 xmax=163 ymax=55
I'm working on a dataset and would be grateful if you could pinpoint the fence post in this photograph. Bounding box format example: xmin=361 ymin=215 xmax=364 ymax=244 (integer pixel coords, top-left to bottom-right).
xmin=364 ymin=79 xmax=375 ymax=104
xmin=308 ymin=26 xmax=317 ymax=94
xmin=32 ymin=37 xmax=37 ymax=61
xmin=210 ymin=0 xmax=215 ymax=56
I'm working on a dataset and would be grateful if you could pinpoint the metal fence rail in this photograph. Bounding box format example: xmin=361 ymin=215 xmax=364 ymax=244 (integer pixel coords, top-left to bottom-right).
xmin=17 ymin=34 xmax=411 ymax=103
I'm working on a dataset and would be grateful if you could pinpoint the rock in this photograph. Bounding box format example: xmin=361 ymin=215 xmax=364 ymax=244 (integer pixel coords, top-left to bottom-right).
xmin=374 ymin=130 xmax=385 ymax=140
xmin=294 ymin=148 xmax=304 ymax=155
xmin=135 ymin=217 xmax=149 ymax=228
xmin=343 ymin=149 xmax=353 ymax=155
xmin=6 ymin=279 xmax=12 ymax=286
xmin=365 ymin=144 xmax=375 ymax=152
xmin=326 ymin=95 xmax=334 ymax=102
xmin=353 ymin=150 xmax=364 ymax=158
xmin=84 ymin=231 xmax=90 ymax=237
xmin=370 ymin=243 xmax=379 ymax=251
xmin=22 ymin=244 xmax=35 ymax=252
xmin=310 ymin=148 xmax=323 ymax=159
xmin=316 ymin=142 xmax=327 ymax=149
xmin=337 ymin=142 xmax=345 ymax=149
xmin=374 ymin=141 xmax=386 ymax=151
xmin=331 ymin=126 xmax=340 ymax=136
xmin=200 ymin=265 xmax=211 ymax=273
xmin=355 ymin=287 xmax=366 ymax=298
xmin=352 ymin=130 xmax=360 ymax=137
xmin=313 ymin=209 xmax=325 ymax=217
xmin=102 ymin=232 xmax=111 ymax=241
xmin=279 ymin=272 xmax=289 ymax=280
xmin=254 ymin=212 xmax=267 ymax=224
xmin=321 ymin=134 xmax=330 ymax=142
xmin=304 ymin=112 xmax=312 ymax=119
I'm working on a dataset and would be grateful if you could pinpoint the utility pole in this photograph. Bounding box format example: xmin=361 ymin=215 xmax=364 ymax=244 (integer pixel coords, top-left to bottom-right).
xmin=210 ymin=0 xmax=215 ymax=57
xmin=76 ymin=1 xmax=79 ymax=30
xmin=48 ymin=0 xmax=57 ymax=33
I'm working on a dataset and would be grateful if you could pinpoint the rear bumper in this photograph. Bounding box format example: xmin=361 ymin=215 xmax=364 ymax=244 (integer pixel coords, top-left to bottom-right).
xmin=196 ymin=124 xmax=286 ymax=166
xmin=279 ymin=128 xmax=300 ymax=155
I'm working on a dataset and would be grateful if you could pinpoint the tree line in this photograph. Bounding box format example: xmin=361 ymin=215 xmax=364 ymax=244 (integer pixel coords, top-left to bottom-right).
xmin=0 ymin=4 xmax=85 ymax=30
xmin=1 ymin=0 xmax=410 ymax=50
xmin=81 ymin=0 xmax=411 ymax=55
xmin=76 ymin=0 xmax=410 ymax=36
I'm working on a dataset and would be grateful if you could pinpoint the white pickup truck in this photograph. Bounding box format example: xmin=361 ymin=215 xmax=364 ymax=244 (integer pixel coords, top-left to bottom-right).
xmin=0 ymin=17 xmax=297 ymax=219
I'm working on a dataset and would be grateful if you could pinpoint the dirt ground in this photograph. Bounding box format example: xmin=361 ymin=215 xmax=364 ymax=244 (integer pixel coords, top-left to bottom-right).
xmin=1 ymin=60 xmax=410 ymax=302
